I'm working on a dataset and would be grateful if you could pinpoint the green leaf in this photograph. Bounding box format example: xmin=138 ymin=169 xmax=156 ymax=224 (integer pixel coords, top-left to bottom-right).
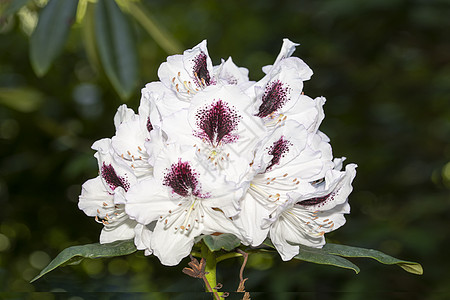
xmin=263 ymin=239 xmax=359 ymax=273
xmin=323 ymin=243 xmax=423 ymax=275
xmin=295 ymin=245 xmax=361 ymax=273
xmin=81 ymin=1 xmax=101 ymax=70
xmin=94 ymin=0 xmax=138 ymax=100
xmin=30 ymin=239 xmax=137 ymax=283
xmin=29 ymin=0 xmax=78 ymax=76
xmin=199 ymin=234 xmax=242 ymax=252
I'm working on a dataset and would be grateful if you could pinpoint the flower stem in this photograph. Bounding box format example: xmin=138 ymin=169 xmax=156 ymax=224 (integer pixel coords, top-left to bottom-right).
xmin=201 ymin=242 xmax=222 ymax=299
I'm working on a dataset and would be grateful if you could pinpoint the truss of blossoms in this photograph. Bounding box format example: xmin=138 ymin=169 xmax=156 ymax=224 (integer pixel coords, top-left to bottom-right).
xmin=32 ymin=39 xmax=422 ymax=296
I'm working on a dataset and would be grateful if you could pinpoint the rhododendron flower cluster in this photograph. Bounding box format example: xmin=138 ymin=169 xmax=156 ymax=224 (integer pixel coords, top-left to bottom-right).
xmin=79 ymin=39 xmax=357 ymax=266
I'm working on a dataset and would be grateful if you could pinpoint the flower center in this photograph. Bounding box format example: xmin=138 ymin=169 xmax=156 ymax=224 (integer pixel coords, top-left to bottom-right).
xmin=193 ymin=51 xmax=212 ymax=87
xmin=161 ymin=160 xmax=211 ymax=233
xmin=194 ymin=99 xmax=241 ymax=148
xmin=265 ymin=136 xmax=292 ymax=171
xmin=95 ymin=203 xmax=128 ymax=226
xmin=101 ymin=163 xmax=130 ymax=192
xmin=257 ymin=80 xmax=290 ymax=118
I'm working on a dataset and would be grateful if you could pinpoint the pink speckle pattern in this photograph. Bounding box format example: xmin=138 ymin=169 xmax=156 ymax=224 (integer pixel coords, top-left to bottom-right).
xmin=257 ymin=80 xmax=291 ymax=118
xmin=163 ymin=159 xmax=210 ymax=198
xmin=297 ymin=192 xmax=334 ymax=207
xmin=194 ymin=99 xmax=241 ymax=147
xmin=101 ymin=163 xmax=130 ymax=192
xmin=192 ymin=51 xmax=212 ymax=87
xmin=265 ymin=136 xmax=292 ymax=171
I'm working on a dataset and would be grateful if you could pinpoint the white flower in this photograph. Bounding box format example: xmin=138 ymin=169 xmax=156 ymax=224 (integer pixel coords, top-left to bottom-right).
xmin=158 ymin=40 xmax=216 ymax=101
xmin=125 ymin=144 xmax=245 ymax=266
xmin=213 ymin=57 xmax=253 ymax=89
xmin=233 ymin=120 xmax=333 ymax=246
xmin=266 ymin=162 xmax=357 ymax=261
xmin=245 ymin=39 xmax=320 ymax=130
xmin=160 ymin=85 xmax=267 ymax=184
xmin=78 ymin=39 xmax=358 ymax=266
xmin=78 ymin=138 xmax=139 ymax=244
xmin=110 ymin=93 xmax=161 ymax=178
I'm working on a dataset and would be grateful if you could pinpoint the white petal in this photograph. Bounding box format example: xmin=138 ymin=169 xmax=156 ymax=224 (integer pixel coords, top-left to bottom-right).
xmin=125 ymin=178 xmax=174 ymax=225
xmin=113 ymin=104 xmax=136 ymax=130
xmin=269 ymin=221 xmax=300 ymax=261
xmin=158 ymin=55 xmax=192 ymax=92
xmin=232 ymin=192 xmax=270 ymax=246
xmin=134 ymin=222 xmax=154 ymax=253
xmin=143 ymin=81 xmax=189 ymax=120
xmin=78 ymin=176 xmax=112 ymax=217
xmin=294 ymin=163 xmax=357 ymax=211
xmin=100 ymin=218 xmax=137 ymax=244
xmin=182 ymin=40 xmax=215 ymax=86
xmin=213 ymin=57 xmax=252 ymax=88
xmin=151 ymin=220 xmax=202 ymax=266
xmin=262 ymin=38 xmax=300 ymax=74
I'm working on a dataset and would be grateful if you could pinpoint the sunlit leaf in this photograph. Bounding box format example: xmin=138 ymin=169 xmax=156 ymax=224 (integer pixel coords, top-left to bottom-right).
xmin=199 ymin=234 xmax=241 ymax=252
xmin=30 ymin=239 xmax=136 ymax=283
xmin=323 ymin=243 xmax=423 ymax=275
xmin=29 ymin=0 xmax=78 ymax=76
xmin=94 ymin=0 xmax=138 ymax=100
xmin=0 ymin=87 xmax=44 ymax=112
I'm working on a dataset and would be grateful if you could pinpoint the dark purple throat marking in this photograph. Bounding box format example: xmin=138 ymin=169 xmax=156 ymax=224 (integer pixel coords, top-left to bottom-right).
xmin=194 ymin=99 xmax=241 ymax=147
xmin=257 ymin=80 xmax=290 ymax=118
xmin=101 ymin=163 xmax=130 ymax=192
xmin=163 ymin=159 xmax=209 ymax=198
xmin=146 ymin=117 xmax=153 ymax=133
xmin=265 ymin=136 xmax=292 ymax=171
xmin=297 ymin=193 xmax=333 ymax=207
xmin=193 ymin=51 xmax=212 ymax=87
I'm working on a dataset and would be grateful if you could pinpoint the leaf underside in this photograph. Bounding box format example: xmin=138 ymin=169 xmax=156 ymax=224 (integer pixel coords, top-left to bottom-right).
xmin=30 ymin=239 xmax=136 ymax=283
xmin=264 ymin=240 xmax=423 ymax=275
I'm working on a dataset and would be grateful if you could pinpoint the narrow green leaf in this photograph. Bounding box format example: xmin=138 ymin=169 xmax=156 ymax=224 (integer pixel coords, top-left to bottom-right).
xmin=199 ymin=234 xmax=241 ymax=252
xmin=94 ymin=0 xmax=138 ymax=100
xmin=1 ymin=0 xmax=30 ymax=17
xmin=294 ymin=245 xmax=360 ymax=273
xmin=263 ymin=239 xmax=359 ymax=273
xmin=29 ymin=0 xmax=78 ymax=76
xmin=323 ymin=243 xmax=423 ymax=275
xmin=81 ymin=1 xmax=101 ymax=70
xmin=125 ymin=1 xmax=183 ymax=54
xmin=30 ymin=239 xmax=136 ymax=283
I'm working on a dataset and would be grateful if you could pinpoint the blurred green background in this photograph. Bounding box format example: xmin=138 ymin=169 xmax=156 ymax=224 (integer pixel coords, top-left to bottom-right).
xmin=0 ymin=0 xmax=449 ymax=298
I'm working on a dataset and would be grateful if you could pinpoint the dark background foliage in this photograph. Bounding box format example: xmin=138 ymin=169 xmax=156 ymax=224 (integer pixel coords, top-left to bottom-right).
xmin=0 ymin=0 xmax=449 ymax=298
